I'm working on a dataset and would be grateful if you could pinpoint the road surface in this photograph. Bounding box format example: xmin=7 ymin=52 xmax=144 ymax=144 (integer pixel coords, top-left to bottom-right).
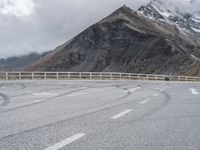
xmin=0 ymin=80 xmax=200 ymax=150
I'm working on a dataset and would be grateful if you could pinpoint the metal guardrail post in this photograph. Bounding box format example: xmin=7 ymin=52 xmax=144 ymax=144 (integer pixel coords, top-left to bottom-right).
xmin=79 ymin=72 xmax=81 ymax=79
xmin=44 ymin=72 xmax=47 ymax=80
xmin=19 ymin=72 xmax=21 ymax=80
xmin=6 ymin=72 xmax=8 ymax=80
xmin=68 ymin=72 xmax=70 ymax=80
xmin=56 ymin=72 xmax=59 ymax=80
xmin=32 ymin=73 xmax=34 ymax=80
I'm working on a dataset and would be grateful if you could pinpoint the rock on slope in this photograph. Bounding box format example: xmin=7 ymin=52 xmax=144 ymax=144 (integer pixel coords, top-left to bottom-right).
xmin=27 ymin=2 xmax=200 ymax=76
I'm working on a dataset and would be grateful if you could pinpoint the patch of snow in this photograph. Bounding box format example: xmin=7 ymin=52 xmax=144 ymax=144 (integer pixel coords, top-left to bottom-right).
xmin=191 ymin=54 xmax=200 ymax=61
xmin=191 ymin=18 xmax=200 ymax=23
xmin=192 ymin=27 xmax=200 ymax=33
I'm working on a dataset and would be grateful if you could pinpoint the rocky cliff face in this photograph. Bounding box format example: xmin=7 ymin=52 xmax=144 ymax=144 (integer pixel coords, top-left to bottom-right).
xmin=27 ymin=2 xmax=200 ymax=76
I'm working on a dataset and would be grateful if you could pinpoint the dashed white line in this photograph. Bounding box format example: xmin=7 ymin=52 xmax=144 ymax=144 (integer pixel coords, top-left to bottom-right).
xmin=68 ymin=93 xmax=86 ymax=97
xmin=153 ymin=93 xmax=158 ymax=97
xmin=33 ymin=92 xmax=56 ymax=96
xmin=140 ymin=100 xmax=148 ymax=104
xmin=111 ymin=109 xmax=133 ymax=119
xmin=125 ymin=87 xmax=141 ymax=93
xmin=189 ymin=88 xmax=199 ymax=95
xmin=44 ymin=133 xmax=86 ymax=150
xmin=140 ymin=98 xmax=151 ymax=104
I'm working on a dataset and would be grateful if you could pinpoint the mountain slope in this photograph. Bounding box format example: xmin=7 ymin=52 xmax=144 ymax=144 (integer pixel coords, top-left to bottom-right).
xmin=27 ymin=4 xmax=200 ymax=76
xmin=0 ymin=52 xmax=49 ymax=71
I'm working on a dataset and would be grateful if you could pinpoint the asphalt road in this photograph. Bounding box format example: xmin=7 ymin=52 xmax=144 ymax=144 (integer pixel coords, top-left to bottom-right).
xmin=0 ymin=80 xmax=200 ymax=150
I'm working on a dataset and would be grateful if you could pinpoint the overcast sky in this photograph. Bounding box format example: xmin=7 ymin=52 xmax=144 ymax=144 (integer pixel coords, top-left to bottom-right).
xmin=0 ymin=0 xmax=199 ymax=58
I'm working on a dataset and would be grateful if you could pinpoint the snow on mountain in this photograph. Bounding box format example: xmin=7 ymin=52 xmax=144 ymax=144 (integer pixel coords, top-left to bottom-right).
xmin=138 ymin=0 xmax=200 ymax=36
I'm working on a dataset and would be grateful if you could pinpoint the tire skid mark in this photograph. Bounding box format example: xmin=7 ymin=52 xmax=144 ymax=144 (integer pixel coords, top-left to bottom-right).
xmin=0 ymin=84 xmax=4 ymax=88
xmin=0 ymin=83 xmax=26 ymax=90
xmin=0 ymin=87 xmax=91 ymax=114
xmin=0 ymin=93 xmax=10 ymax=106
xmin=10 ymin=85 xmax=77 ymax=98
xmin=0 ymin=84 xmax=136 ymax=139
xmin=127 ymin=87 xmax=171 ymax=123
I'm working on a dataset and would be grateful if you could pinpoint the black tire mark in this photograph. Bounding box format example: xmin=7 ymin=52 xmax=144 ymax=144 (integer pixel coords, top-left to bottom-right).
xmin=0 ymin=87 xmax=91 ymax=114
xmin=0 ymin=84 xmax=155 ymax=139
xmin=10 ymin=85 xmax=77 ymax=98
xmin=0 ymin=84 xmax=3 ymax=88
xmin=0 ymin=83 xmax=26 ymax=90
xmin=0 ymin=84 xmax=135 ymax=139
xmin=0 ymin=93 xmax=10 ymax=106
xmin=130 ymin=91 xmax=171 ymax=123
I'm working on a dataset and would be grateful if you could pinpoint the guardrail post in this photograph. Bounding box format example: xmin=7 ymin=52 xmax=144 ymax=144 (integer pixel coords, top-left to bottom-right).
xmin=90 ymin=73 xmax=92 ymax=80
xmin=100 ymin=73 xmax=102 ymax=80
xmin=56 ymin=72 xmax=59 ymax=80
xmin=6 ymin=72 xmax=8 ymax=80
xmin=110 ymin=73 xmax=112 ymax=80
xmin=129 ymin=74 xmax=131 ymax=80
xmin=120 ymin=73 xmax=122 ymax=80
xmin=44 ymin=72 xmax=47 ymax=80
xmin=79 ymin=72 xmax=82 ymax=79
xmin=32 ymin=73 xmax=34 ymax=80
xmin=19 ymin=72 xmax=21 ymax=80
xmin=68 ymin=72 xmax=70 ymax=80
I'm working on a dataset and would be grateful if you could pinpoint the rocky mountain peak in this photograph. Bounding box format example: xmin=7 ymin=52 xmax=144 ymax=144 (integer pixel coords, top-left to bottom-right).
xmin=139 ymin=0 xmax=200 ymax=39
xmin=27 ymin=4 xmax=200 ymax=76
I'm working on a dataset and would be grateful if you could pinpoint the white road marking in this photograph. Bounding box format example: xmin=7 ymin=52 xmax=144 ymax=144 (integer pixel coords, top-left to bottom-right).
xmin=33 ymin=92 xmax=56 ymax=96
xmin=140 ymin=98 xmax=150 ymax=104
xmin=68 ymin=92 xmax=86 ymax=97
xmin=111 ymin=109 xmax=133 ymax=119
xmin=44 ymin=133 xmax=86 ymax=150
xmin=32 ymin=100 xmax=45 ymax=103
xmin=125 ymin=87 xmax=141 ymax=93
xmin=153 ymin=93 xmax=158 ymax=97
xmin=140 ymin=100 xmax=148 ymax=104
xmin=189 ymin=88 xmax=199 ymax=95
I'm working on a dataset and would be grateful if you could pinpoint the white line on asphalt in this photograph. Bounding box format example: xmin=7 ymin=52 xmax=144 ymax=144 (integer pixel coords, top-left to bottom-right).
xmin=44 ymin=133 xmax=86 ymax=150
xmin=140 ymin=98 xmax=151 ymax=104
xmin=33 ymin=92 xmax=56 ymax=96
xmin=140 ymin=100 xmax=148 ymax=104
xmin=111 ymin=109 xmax=133 ymax=119
xmin=125 ymin=87 xmax=141 ymax=93
xmin=153 ymin=93 xmax=158 ymax=97
xmin=68 ymin=93 xmax=86 ymax=97
xmin=189 ymin=88 xmax=199 ymax=95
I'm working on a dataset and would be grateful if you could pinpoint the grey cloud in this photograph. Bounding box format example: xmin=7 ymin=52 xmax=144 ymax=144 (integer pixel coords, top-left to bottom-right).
xmin=1 ymin=0 xmax=198 ymax=58
xmin=0 ymin=0 xmax=149 ymax=58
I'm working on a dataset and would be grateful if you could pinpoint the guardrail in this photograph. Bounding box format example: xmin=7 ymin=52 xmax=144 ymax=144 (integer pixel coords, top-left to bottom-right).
xmin=0 ymin=72 xmax=199 ymax=82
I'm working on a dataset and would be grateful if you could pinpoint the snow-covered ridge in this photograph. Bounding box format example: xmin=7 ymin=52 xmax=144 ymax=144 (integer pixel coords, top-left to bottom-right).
xmin=138 ymin=0 xmax=200 ymax=36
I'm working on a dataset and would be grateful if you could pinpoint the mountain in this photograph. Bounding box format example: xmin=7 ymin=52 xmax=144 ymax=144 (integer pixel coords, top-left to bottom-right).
xmin=139 ymin=0 xmax=200 ymax=40
xmin=27 ymin=1 xmax=200 ymax=76
xmin=0 ymin=52 xmax=49 ymax=71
